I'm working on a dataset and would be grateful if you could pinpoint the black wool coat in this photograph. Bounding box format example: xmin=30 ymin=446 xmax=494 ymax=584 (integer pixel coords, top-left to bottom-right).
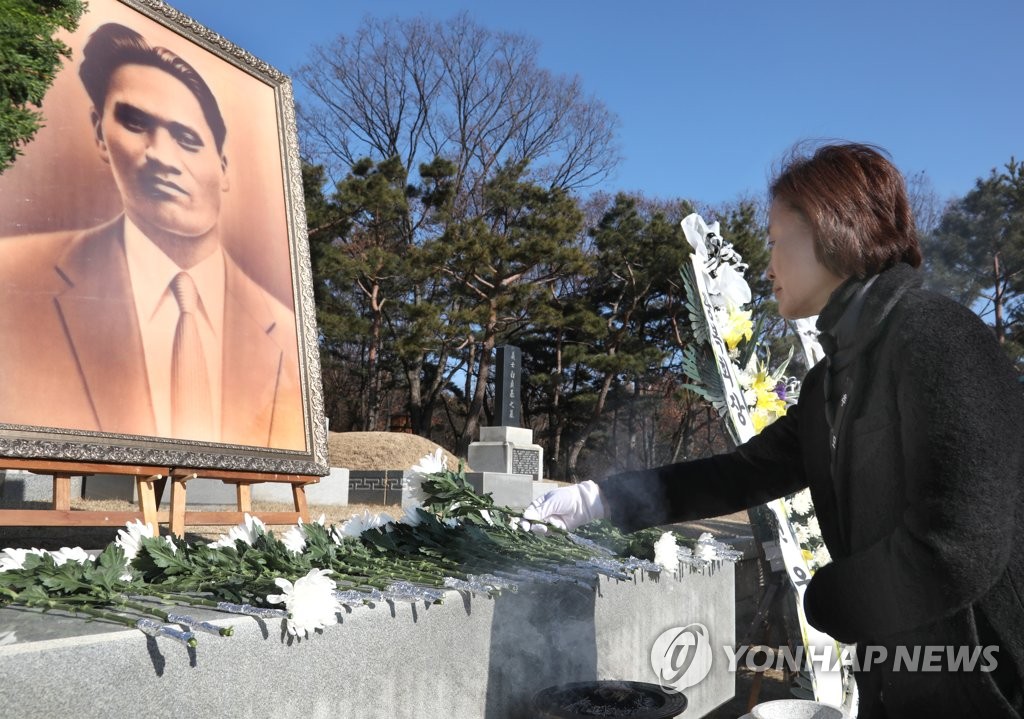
xmin=598 ymin=263 xmax=1024 ymax=718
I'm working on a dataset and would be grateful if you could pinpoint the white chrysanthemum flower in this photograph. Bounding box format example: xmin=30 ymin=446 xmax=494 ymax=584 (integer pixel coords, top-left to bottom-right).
xmin=788 ymin=490 xmax=814 ymax=517
xmin=653 ymin=532 xmax=679 ymax=573
xmin=442 ymin=517 xmax=459 ymax=529
xmin=794 ymin=522 xmax=811 ymax=546
xmin=806 ymin=515 xmax=821 ymax=537
xmin=115 ymin=520 xmax=155 ymax=560
xmin=281 ymin=526 xmax=307 ymax=554
xmin=280 ymin=515 xmax=326 ymax=554
xmin=0 ymin=547 xmax=48 ymax=572
xmin=813 ymin=545 xmax=832 ymax=569
xmin=743 ymin=386 xmax=758 ymax=409
xmin=337 ymin=510 xmax=395 ymax=539
xmin=400 ymin=472 xmax=426 ymax=507
xmin=399 ymin=506 xmax=424 ymax=527
xmin=410 ymin=448 xmax=447 ymax=477
xmin=51 ymin=547 xmax=93 ymax=566
xmin=266 ymin=568 xmax=343 ymax=638
xmin=479 ymin=509 xmax=494 ymax=526
xmin=208 ymin=513 xmax=266 ymax=549
xmin=694 ymin=532 xmax=720 ymax=561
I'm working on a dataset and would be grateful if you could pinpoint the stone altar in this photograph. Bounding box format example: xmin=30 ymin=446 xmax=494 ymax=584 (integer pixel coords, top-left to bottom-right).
xmin=0 ymin=562 xmax=736 ymax=718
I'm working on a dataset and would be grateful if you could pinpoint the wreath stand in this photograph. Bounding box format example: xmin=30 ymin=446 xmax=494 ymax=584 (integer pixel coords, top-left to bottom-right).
xmin=0 ymin=457 xmax=316 ymax=536
xmin=741 ymin=504 xmax=806 ymax=711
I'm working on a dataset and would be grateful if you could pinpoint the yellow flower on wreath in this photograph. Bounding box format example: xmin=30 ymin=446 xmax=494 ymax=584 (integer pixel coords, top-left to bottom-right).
xmin=749 ymin=362 xmax=788 ymax=433
xmin=719 ymin=304 xmax=753 ymax=350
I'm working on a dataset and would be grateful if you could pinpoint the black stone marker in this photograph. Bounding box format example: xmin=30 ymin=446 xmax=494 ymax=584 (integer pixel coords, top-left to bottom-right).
xmin=494 ymin=345 xmax=522 ymax=427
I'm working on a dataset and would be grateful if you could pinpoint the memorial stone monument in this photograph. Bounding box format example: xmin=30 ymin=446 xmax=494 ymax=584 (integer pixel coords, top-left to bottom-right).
xmin=466 ymin=346 xmax=555 ymax=508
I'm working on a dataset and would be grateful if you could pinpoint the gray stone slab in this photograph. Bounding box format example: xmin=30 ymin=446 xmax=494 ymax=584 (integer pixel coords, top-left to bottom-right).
xmin=178 ymin=477 xmax=239 ymax=505
xmin=0 ymin=562 xmax=735 ymax=718
xmin=0 ymin=471 xmax=83 ymax=502
xmin=347 ymin=470 xmax=403 ymax=506
xmin=465 ymin=471 xmax=534 ymax=510
xmin=81 ymin=474 xmax=170 ymax=504
xmin=250 ymin=468 xmax=348 ymax=506
xmin=479 ymin=425 xmax=535 ymax=444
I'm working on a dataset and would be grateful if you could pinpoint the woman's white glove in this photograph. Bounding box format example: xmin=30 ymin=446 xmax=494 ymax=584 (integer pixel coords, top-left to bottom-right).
xmin=520 ymin=480 xmax=607 ymax=534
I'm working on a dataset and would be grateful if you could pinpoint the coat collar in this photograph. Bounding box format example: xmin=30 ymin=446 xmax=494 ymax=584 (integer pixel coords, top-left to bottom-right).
xmin=809 ymin=262 xmax=921 ymax=552
xmin=817 ymin=262 xmax=922 ymax=361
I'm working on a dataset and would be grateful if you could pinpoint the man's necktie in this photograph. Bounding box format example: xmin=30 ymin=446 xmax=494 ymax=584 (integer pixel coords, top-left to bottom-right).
xmin=170 ymin=271 xmax=213 ymax=439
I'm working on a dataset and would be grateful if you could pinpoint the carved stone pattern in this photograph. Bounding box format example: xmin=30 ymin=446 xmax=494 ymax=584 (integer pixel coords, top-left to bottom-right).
xmin=349 ymin=475 xmax=388 ymax=491
xmin=511 ymin=448 xmax=540 ymax=476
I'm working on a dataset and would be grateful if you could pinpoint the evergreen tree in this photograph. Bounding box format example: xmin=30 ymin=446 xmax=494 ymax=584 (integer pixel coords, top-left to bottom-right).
xmin=0 ymin=0 xmax=85 ymax=172
xmin=923 ymin=159 xmax=1024 ymax=366
xmin=555 ymin=194 xmax=695 ymax=479
xmin=432 ymin=162 xmax=586 ymax=454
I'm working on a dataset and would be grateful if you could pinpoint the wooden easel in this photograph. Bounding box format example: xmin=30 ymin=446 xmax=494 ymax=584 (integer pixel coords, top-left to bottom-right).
xmin=0 ymin=457 xmax=317 ymax=536
xmin=164 ymin=467 xmax=313 ymax=536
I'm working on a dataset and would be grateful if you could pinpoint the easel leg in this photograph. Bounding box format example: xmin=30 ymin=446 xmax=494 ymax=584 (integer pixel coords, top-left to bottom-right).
xmin=292 ymin=484 xmax=309 ymax=522
xmin=52 ymin=474 xmax=72 ymax=511
xmin=170 ymin=478 xmax=187 ymax=537
xmin=136 ymin=475 xmax=160 ymax=531
xmin=236 ymin=484 xmax=252 ymax=514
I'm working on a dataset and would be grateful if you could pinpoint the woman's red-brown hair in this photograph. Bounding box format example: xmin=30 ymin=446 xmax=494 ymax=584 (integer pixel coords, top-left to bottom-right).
xmin=769 ymin=142 xmax=922 ymax=278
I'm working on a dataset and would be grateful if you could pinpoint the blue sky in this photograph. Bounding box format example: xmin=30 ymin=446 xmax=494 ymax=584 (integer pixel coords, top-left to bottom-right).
xmin=167 ymin=0 xmax=1022 ymax=207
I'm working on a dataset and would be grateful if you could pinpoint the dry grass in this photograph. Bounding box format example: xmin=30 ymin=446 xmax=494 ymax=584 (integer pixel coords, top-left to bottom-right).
xmin=327 ymin=431 xmax=464 ymax=470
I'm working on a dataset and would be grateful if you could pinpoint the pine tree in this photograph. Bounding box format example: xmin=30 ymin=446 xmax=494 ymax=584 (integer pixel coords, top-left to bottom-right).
xmin=0 ymin=0 xmax=85 ymax=172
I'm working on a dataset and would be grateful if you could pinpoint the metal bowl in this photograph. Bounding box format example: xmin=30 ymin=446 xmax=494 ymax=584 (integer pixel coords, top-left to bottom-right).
xmin=532 ymin=680 xmax=688 ymax=718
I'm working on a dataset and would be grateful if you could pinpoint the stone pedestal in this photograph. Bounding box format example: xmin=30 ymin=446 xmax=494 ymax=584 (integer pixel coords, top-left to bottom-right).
xmin=468 ymin=426 xmax=544 ymax=481
xmin=464 ymin=471 xmax=535 ymax=510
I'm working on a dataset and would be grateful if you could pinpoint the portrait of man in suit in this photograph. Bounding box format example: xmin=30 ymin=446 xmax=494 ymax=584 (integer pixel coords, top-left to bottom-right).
xmin=0 ymin=22 xmax=306 ymax=451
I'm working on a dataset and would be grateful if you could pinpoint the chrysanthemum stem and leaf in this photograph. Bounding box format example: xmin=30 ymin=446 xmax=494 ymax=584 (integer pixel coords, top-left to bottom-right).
xmin=0 ymin=457 xmax=735 ymax=649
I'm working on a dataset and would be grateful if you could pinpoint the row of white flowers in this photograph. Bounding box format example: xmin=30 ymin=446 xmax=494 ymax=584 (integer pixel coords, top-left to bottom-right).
xmin=1 ymin=449 xmax=741 ymax=642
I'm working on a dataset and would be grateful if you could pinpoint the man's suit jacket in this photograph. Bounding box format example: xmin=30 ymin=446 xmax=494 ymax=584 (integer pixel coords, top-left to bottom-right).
xmin=0 ymin=216 xmax=306 ymax=450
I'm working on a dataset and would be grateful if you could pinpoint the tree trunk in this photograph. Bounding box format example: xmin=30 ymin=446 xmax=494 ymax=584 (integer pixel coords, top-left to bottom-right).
xmin=460 ymin=327 xmax=496 ymax=456
xmin=993 ymin=252 xmax=1006 ymax=344
xmin=565 ymin=371 xmax=615 ymax=482
xmin=549 ymin=330 xmax=564 ymax=480
xmin=366 ymin=285 xmax=382 ymax=430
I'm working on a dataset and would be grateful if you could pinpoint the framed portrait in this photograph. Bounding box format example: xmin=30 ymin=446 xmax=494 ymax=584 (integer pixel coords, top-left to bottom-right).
xmin=0 ymin=0 xmax=328 ymax=475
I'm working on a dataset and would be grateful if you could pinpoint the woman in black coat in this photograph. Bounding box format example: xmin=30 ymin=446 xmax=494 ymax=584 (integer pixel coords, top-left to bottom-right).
xmin=524 ymin=143 xmax=1024 ymax=718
